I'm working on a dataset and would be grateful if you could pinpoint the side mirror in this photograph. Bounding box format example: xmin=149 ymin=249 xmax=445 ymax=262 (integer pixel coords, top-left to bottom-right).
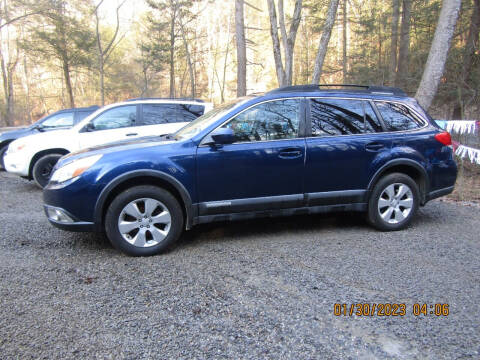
xmin=84 ymin=122 xmax=95 ymax=132
xmin=211 ymin=127 xmax=235 ymax=145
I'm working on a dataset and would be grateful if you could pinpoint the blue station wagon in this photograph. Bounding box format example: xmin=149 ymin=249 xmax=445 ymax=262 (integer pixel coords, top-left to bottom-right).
xmin=43 ymin=85 xmax=457 ymax=256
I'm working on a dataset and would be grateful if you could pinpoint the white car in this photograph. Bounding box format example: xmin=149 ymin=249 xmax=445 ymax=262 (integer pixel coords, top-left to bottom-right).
xmin=4 ymin=98 xmax=212 ymax=188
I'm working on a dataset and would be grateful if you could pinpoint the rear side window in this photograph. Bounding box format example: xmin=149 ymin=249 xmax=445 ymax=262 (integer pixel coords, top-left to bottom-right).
xmin=375 ymin=101 xmax=424 ymax=131
xmin=142 ymin=104 xmax=205 ymax=125
xmin=309 ymin=98 xmax=383 ymax=136
xmin=75 ymin=111 xmax=93 ymax=122
xmin=142 ymin=104 xmax=177 ymax=125
xmin=177 ymin=104 xmax=205 ymax=122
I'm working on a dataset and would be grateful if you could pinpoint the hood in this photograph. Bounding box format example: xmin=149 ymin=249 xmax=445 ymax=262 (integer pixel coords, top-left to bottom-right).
xmin=0 ymin=126 xmax=38 ymax=143
xmin=61 ymin=135 xmax=175 ymax=161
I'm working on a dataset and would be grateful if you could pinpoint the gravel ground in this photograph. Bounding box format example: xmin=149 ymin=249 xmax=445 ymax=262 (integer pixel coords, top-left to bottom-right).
xmin=0 ymin=171 xmax=479 ymax=359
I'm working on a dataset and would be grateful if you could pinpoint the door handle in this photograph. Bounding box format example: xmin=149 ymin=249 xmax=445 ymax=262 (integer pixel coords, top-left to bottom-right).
xmin=365 ymin=142 xmax=385 ymax=151
xmin=125 ymin=133 xmax=138 ymax=136
xmin=279 ymin=147 xmax=303 ymax=159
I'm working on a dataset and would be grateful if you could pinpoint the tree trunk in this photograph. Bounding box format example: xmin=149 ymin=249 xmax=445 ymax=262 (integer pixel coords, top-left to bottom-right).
xmin=178 ymin=17 xmax=195 ymax=98
xmin=388 ymin=0 xmax=400 ymax=86
xmin=395 ymin=0 xmax=411 ymax=88
xmin=62 ymin=59 xmax=75 ymax=108
xmin=267 ymin=0 xmax=302 ymax=87
xmin=452 ymin=0 xmax=480 ymax=118
xmin=342 ymin=0 xmax=347 ymax=83
xmin=169 ymin=4 xmax=176 ymax=98
xmin=312 ymin=0 xmax=339 ymax=84
xmin=415 ymin=0 xmax=461 ymax=110
xmin=235 ymin=0 xmax=246 ymax=96
xmin=267 ymin=0 xmax=286 ymax=86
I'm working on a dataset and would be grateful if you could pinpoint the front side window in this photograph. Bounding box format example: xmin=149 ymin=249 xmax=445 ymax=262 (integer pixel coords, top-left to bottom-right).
xmin=90 ymin=105 xmax=136 ymax=130
xmin=221 ymin=99 xmax=301 ymax=143
xmin=310 ymin=98 xmax=383 ymax=136
xmin=375 ymin=101 xmax=424 ymax=131
xmin=41 ymin=112 xmax=74 ymax=128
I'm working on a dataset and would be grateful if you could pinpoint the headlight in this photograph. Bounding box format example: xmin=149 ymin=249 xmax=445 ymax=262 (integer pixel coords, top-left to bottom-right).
xmin=50 ymin=154 xmax=102 ymax=183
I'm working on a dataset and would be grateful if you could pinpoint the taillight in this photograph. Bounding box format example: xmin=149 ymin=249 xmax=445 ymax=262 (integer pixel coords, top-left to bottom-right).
xmin=434 ymin=131 xmax=452 ymax=146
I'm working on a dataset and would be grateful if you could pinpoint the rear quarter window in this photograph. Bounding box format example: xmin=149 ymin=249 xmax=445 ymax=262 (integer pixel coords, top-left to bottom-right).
xmin=375 ymin=101 xmax=424 ymax=131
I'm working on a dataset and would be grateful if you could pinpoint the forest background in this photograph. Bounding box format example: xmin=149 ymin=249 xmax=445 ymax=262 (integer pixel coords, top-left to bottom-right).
xmin=0 ymin=0 xmax=477 ymax=127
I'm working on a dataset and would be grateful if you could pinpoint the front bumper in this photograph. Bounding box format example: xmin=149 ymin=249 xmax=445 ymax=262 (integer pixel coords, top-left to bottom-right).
xmin=4 ymin=151 xmax=30 ymax=176
xmin=44 ymin=205 xmax=95 ymax=232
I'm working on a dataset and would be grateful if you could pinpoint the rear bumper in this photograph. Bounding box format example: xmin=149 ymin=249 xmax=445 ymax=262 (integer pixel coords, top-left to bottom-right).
xmin=426 ymin=186 xmax=454 ymax=202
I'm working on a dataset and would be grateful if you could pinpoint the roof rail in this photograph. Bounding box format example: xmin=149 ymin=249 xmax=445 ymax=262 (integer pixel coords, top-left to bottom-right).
xmin=125 ymin=97 xmax=205 ymax=103
xmin=267 ymin=84 xmax=407 ymax=97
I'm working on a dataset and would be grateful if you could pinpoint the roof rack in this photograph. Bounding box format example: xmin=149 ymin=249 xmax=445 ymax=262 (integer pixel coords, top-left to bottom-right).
xmin=267 ymin=84 xmax=407 ymax=97
xmin=126 ymin=97 xmax=205 ymax=103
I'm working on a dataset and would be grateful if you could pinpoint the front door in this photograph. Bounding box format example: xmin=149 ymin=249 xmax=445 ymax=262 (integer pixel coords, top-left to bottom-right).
xmin=196 ymin=98 xmax=306 ymax=215
xmin=77 ymin=105 xmax=140 ymax=149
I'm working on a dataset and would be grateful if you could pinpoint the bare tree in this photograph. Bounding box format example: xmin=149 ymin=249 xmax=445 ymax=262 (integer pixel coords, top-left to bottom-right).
xmin=266 ymin=0 xmax=302 ymax=86
xmin=93 ymin=0 xmax=126 ymax=106
xmin=342 ymin=0 xmax=347 ymax=83
xmin=312 ymin=0 xmax=339 ymax=84
xmin=395 ymin=0 xmax=411 ymax=87
xmin=415 ymin=0 xmax=461 ymax=110
xmin=452 ymin=0 xmax=480 ymax=118
xmin=388 ymin=0 xmax=400 ymax=86
xmin=235 ymin=0 xmax=246 ymax=96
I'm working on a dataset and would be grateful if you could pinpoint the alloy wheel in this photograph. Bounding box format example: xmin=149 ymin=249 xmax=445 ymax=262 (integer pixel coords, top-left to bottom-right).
xmin=118 ymin=198 xmax=172 ymax=248
xmin=377 ymin=183 xmax=413 ymax=224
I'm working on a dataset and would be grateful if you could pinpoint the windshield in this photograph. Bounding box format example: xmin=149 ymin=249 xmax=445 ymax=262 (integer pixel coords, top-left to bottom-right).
xmin=173 ymin=97 xmax=251 ymax=141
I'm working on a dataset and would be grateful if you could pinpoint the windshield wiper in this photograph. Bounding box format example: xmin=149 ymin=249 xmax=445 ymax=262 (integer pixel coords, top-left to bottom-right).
xmin=159 ymin=133 xmax=177 ymax=141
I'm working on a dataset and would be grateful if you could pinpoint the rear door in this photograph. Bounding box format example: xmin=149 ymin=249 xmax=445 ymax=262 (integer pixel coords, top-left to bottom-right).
xmin=304 ymin=97 xmax=390 ymax=205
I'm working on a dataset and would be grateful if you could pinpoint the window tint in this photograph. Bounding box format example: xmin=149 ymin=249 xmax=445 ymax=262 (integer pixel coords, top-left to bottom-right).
xmin=142 ymin=104 xmax=204 ymax=125
xmin=91 ymin=105 xmax=136 ymax=130
xmin=177 ymin=104 xmax=205 ymax=122
xmin=75 ymin=111 xmax=93 ymax=122
xmin=375 ymin=101 xmax=423 ymax=131
xmin=364 ymin=102 xmax=383 ymax=133
xmin=142 ymin=104 xmax=177 ymax=125
xmin=310 ymin=99 xmax=382 ymax=136
xmin=41 ymin=112 xmax=74 ymax=128
xmin=221 ymin=99 xmax=301 ymax=142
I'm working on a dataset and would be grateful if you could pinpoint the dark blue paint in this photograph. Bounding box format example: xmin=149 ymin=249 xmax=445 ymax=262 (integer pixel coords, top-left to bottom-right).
xmin=43 ymin=90 xmax=457 ymax=230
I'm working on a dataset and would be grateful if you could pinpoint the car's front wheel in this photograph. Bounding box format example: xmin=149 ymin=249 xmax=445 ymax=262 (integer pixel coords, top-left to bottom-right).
xmin=105 ymin=185 xmax=184 ymax=256
xmin=32 ymin=153 xmax=63 ymax=188
xmin=368 ymin=173 xmax=419 ymax=231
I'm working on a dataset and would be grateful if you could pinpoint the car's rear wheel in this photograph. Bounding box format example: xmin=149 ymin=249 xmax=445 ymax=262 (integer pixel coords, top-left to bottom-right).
xmin=368 ymin=173 xmax=419 ymax=231
xmin=105 ymin=185 xmax=184 ymax=256
xmin=0 ymin=144 xmax=8 ymax=170
xmin=32 ymin=153 xmax=63 ymax=189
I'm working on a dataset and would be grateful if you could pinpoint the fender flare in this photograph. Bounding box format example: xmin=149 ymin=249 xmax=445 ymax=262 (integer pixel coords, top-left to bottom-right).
xmin=93 ymin=169 xmax=194 ymax=230
xmin=367 ymin=158 xmax=430 ymax=196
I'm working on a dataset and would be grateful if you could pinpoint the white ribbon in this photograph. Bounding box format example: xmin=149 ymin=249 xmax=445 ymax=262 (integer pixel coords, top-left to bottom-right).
xmin=444 ymin=120 xmax=477 ymax=135
xmin=455 ymin=144 xmax=480 ymax=165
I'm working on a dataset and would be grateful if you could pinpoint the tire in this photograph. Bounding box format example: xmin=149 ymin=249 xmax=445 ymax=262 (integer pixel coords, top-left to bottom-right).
xmin=32 ymin=153 xmax=63 ymax=189
xmin=367 ymin=173 xmax=419 ymax=231
xmin=0 ymin=144 xmax=8 ymax=171
xmin=105 ymin=185 xmax=184 ymax=256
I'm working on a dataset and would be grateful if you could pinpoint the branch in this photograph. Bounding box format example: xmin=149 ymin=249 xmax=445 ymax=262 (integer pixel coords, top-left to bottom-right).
xmin=103 ymin=0 xmax=127 ymax=57
xmin=245 ymin=1 xmax=262 ymax=12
